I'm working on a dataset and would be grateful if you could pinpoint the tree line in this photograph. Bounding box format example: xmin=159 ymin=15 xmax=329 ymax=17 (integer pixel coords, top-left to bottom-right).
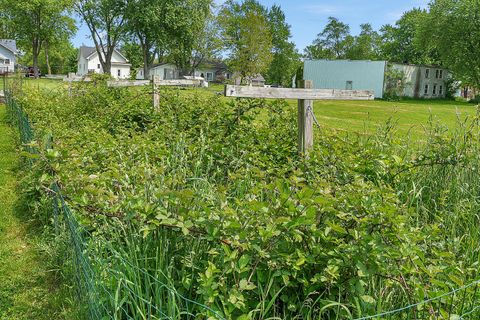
xmin=0 ymin=0 xmax=479 ymax=89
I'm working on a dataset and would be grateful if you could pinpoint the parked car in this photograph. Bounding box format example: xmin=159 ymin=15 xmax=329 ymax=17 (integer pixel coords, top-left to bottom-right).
xmin=24 ymin=66 xmax=43 ymax=78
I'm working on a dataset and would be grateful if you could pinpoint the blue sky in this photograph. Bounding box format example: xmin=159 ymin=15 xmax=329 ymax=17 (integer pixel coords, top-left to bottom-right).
xmin=72 ymin=0 xmax=429 ymax=52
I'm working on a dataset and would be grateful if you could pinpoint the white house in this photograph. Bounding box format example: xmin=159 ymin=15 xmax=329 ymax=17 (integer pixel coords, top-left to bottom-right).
xmin=193 ymin=61 xmax=232 ymax=82
xmin=390 ymin=63 xmax=450 ymax=98
xmin=0 ymin=40 xmax=16 ymax=74
xmin=136 ymin=60 xmax=232 ymax=82
xmin=77 ymin=46 xmax=131 ymax=79
xmin=136 ymin=63 xmax=179 ymax=80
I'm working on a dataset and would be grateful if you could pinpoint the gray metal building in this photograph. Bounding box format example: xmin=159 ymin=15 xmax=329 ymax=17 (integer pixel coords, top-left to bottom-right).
xmin=304 ymin=60 xmax=387 ymax=98
xmin=303 ymin=59 xmax=449 ymax=99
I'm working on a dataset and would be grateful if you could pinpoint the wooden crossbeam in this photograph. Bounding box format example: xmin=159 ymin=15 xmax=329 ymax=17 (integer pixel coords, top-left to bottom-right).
xmin=154 ymin=79 xmax=202 ymax=86
xmin=107 ymin=80 xmax=150 ymax=87
xmin=107 ymin=79 xmax=203 ymax=88
xmin=224 ymin=85 xmax=374 ymax=100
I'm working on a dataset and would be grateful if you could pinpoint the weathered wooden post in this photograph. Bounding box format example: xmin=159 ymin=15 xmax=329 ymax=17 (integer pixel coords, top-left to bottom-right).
xmin=152 ymin=75 xmax=160 ymax=111
xmin=297 ymin=80 xmax=314 ymax=154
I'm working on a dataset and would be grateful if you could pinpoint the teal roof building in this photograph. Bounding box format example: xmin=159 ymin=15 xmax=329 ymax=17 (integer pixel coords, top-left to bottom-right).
xmin=303 ymin=60 xmax=388 ymax=99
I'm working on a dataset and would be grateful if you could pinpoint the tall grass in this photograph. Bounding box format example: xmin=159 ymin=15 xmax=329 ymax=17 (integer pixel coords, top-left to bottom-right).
xmin=11 ymin=80 xmax=480 ymax=319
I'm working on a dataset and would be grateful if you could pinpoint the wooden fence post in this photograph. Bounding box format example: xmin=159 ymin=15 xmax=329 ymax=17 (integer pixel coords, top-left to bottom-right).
xmin=152 ymin=75 xmax=160 ymax=111
xmin=297 ymin=80 xmax=314 ymax=155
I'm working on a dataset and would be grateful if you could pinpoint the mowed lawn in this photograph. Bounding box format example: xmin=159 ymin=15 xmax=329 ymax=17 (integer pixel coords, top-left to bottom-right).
xmin=300 ymin=99 xmax=476 ymax=137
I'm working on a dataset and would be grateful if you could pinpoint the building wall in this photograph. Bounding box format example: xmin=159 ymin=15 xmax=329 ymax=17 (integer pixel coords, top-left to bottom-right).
xmin=0 ymin=46 xmax=15 ymax=73
xmin=110 ymin=65 xmax=131 ymax=79
xmin=78 ymin=50 xmax=131 ymax=79
xmin=149 ymin=64 xmax=179 ymax=80
xmin=303 ymin=60 xmax=387 ymax=98
xmin=77 ymin=56 xmax=88 ymax=76
xmin=391 ymin=63 xmax=449 ymax=98
xmin=194 ymin=68 xmax=217 ymax=81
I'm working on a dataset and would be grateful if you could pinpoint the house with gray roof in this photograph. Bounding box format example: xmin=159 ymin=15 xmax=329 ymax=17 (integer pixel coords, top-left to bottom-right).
xmin=77 ymin=45 xmax=131 ymax=79
xmin=0 ymin=40 xmax=17 ymax=74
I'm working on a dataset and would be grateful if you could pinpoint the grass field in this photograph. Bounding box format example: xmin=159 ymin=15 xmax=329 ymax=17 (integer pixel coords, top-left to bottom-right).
xmin=0 ymin=105 xmax=69 ymax=319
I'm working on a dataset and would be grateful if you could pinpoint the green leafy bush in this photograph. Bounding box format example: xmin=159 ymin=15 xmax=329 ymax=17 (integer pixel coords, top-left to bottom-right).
xmin=15 ymin=83 xmax=480 ymax=319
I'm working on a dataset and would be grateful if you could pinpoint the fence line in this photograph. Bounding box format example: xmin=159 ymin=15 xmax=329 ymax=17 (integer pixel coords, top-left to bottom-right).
xmin=3 ymin=76 xmax=480 ymax=319
xmin=3 ymin=82 xmax=226 ymax=320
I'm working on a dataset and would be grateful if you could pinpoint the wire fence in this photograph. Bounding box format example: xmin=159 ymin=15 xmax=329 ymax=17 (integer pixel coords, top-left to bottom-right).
xmin=3 ymin=74 xmax=480 ymax=320
xmin=3 ymin=76 xmax=226 ymax=320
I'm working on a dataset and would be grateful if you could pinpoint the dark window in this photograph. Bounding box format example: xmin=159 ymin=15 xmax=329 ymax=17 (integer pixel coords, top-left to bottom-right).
xmin=439 ymin=70 xmax=443 ymax=79
xmin=433 ymin=84 xmax=437 ymax=95
xmin=5 ymin=59 xmax=10 ymax=64
xmin=117 ymin=69 xmax=121 ymax=77
xmin=439 ymin=85 xmax=443 ymax=95
xmin=425 ymin=69 xmax=430 ymax=78
xmin=346 ymin=81 xmax=353 ymax=90
xmin=424 ymin=84 xmax=429 ymax=95
xmin=435 ymin=70 xmax=439 ymax=78
xmin=226 ymin=73 xmax=230 ymax=79
xmin=97 ymin=64 xmax=100 ymax=69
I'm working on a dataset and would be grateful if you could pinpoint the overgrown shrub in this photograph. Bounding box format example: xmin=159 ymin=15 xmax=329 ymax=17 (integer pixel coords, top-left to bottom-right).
xmin=14 ymin=83 xmax=480 ymax=319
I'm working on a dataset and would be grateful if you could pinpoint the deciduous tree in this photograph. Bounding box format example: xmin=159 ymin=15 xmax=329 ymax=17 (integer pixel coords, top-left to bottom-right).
xmin=379 ymin=8 xmax=434 ymax=65
xmin=266 ymin=4 xmax=300 ymax=86
xmin=305 ymin=17 xmax=352 ymax=59
xmin=219 ymin=0 xmax=273 ymax=83
xmin=419 ymin=0 xmax=480 ymax=89
xmin=0 ymin=0 xmax=75 ymax=78
xmin=346 ymin=23 xmax=381 ymax=60
xmin=75 ymin=0 xmax=127 ymax=75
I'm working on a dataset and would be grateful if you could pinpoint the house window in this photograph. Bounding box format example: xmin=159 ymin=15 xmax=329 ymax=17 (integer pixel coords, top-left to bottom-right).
xmin=5 ymin=59 xmax=9 ymax=64
xmin=346 ymin=81 xmax=353 ymax=90
xmin=433 ymin=84 xmax=437 ymax=95
xmin=226 ymin=73 xmax=230 ymax=80
xmin=435 ymin=70 xmax=439 ymax=79
xmin=424 ymin=84 xmax=429 ymax=95
xmin=0 ymin=59 xmax=4 ymax=64
xmin=97 ymin=64 xmax=100 ymax=69
xmin=425 ymin=69 xmax=430 ymax=78
xmin=439 ymin=85 xmax=443 ymax=95
xmin=206 ymin=72 xmax=214 ymax=81
xmin=439 ymin=70 xmax=443 ymax=79
xmin=117 ymin=69 xmax=121 ymax=77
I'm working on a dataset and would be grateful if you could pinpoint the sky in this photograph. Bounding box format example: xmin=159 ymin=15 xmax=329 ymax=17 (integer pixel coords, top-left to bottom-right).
xmin=72 ymin=0 xmax=429 ymax=52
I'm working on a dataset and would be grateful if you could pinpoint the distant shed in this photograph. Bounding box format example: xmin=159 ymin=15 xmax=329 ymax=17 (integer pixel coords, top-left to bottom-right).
xmin=303 ymin=60 xmax=387 ymax=99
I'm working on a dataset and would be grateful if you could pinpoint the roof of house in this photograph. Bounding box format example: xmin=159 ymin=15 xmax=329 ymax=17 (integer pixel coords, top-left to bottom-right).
xmin=0 ymin=40 xmax=17 ymax=53
xmin=79 ymin=45 xmax=129 ymax=62
xmin=150 ymin=62 xmax=176 ymax=69
xmin=390 ymin=61 xmax=447 ymax=70
xmin=79 ymin=46 xmax=97 ymax=59
xmin=249 ymin=74 xmax=265 ymax=82
xmin=199 ymin=60 xmax=229 ymax=70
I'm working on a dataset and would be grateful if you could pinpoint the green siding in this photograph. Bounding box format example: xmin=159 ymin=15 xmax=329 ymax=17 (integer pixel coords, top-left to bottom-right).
xmin=304 ymin=60 xmax=387 ymax=98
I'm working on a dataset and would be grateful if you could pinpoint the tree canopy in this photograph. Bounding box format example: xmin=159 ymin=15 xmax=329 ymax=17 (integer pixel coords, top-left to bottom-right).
xmin=0 ymin=0 xmax=76 ymax=77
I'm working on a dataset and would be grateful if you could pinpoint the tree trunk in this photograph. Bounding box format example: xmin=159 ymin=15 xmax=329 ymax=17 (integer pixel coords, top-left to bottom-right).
xmin=104 ymin=61 xmax=112 ymax=75
xmin=142 ymin=45 xmax=149 ymax=80
xmin=32 ymin=39 xmax=41 ymax=79
xmin=45 ymin=41 xmax=52 ymax=75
